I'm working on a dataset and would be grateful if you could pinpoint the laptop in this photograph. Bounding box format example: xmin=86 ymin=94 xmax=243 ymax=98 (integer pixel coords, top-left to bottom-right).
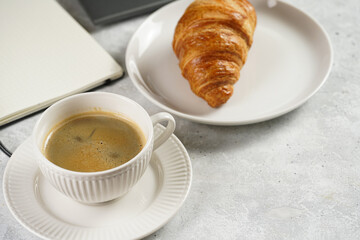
xmin=79 ymin=0 xmax=175 ymax=25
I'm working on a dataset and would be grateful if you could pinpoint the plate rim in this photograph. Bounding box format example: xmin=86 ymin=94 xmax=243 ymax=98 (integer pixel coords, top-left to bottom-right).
xmin=3 ymin=125 xmax=192 ymax=240
xmin=126 ymin=0 xmax=333 ymax=126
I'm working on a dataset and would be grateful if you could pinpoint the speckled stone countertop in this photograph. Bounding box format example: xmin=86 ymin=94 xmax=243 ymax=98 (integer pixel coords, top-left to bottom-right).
xmin=1 ymin=0 xmax=359 ymax=239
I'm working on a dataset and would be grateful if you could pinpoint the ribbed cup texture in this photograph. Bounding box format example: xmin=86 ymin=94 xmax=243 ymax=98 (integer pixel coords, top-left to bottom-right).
xmin=37 ymin=143 xmax=153 ymax=203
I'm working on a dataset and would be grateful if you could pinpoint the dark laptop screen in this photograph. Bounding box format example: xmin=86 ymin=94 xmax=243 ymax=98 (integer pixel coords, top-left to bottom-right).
xmin=79 ymin=0 xmax=175 ymax=25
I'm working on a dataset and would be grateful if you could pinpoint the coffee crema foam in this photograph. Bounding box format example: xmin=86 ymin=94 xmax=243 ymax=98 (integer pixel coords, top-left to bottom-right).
xmin=43 ymin=111 xmax=146 ymax=172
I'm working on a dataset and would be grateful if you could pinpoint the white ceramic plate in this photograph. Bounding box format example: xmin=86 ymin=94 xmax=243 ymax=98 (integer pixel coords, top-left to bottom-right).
xmin=3 ymin=125 xmax=192 ymax=240
xmin=126 ymin=0 xmax=333 ymax=125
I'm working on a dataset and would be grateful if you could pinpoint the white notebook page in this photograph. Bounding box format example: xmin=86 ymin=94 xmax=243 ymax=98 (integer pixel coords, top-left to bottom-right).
xmin=0 ymin=0 xmax=123 ymax=126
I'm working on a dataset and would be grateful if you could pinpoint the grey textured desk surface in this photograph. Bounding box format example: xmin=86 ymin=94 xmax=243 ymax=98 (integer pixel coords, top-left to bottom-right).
xmin=1 ymin=0 xmax=359 ymax=239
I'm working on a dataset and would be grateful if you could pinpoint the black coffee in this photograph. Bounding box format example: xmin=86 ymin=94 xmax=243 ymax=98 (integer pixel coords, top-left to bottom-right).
xmin=43 ymin=111 xmax=146 ymax=172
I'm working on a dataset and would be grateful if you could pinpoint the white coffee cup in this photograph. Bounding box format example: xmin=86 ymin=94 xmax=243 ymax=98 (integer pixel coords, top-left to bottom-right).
xmin=32 ymin=92 xmax=175 ymax=204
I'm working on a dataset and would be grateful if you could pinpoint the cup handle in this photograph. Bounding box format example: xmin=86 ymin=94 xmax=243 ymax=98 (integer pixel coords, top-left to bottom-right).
xmin=150 ymin=112 xmax=176 ymax=150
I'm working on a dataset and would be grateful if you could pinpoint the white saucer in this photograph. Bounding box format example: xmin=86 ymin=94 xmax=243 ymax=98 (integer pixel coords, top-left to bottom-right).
xmin=3 ymin=125 xmax=192 ymax=240
xmin=126 ymin=0 xmax=333 ymax=125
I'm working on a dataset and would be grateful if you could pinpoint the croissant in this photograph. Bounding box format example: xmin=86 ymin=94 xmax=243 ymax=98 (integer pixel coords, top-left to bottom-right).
xmin=172 ymin=0 xmax=257 ymax=107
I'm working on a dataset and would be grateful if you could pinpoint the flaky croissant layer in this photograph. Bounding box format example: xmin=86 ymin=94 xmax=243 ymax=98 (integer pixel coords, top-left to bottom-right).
xmin=173 ymin=0 xmax=257 ymax=107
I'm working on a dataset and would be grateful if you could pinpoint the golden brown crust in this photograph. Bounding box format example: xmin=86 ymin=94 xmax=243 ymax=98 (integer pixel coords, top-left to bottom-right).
xmin=173 ymin=0 xmax=256 ymax=107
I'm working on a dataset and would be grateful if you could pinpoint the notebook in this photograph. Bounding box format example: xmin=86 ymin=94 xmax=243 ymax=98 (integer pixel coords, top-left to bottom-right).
xmin=0 ymin=0 xmax=123 ymax=126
